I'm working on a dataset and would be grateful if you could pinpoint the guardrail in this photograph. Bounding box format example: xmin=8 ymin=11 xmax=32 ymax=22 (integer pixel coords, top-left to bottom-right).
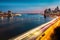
xmin=9 ymin=17 xmax=60 ymax=40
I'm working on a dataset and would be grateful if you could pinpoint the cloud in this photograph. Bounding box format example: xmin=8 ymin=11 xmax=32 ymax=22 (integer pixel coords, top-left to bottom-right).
xmin=0 ymin=0 xmax=60 ymax=13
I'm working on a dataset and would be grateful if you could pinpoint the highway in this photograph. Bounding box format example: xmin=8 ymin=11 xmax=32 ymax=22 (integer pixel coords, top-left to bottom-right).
xmin=36 ymin=17 xmax=60 ymax=40
xmin=9 ymin=17 xmax=60 ymax=40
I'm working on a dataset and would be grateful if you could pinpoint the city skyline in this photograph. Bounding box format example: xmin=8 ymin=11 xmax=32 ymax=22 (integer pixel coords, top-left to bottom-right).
xmin=0 ymin=0 xmax=60 ymax=13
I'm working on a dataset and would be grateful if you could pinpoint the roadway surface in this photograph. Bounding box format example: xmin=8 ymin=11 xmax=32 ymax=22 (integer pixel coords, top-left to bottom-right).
xmin=9 ymin=17 xmax=60 ymax=40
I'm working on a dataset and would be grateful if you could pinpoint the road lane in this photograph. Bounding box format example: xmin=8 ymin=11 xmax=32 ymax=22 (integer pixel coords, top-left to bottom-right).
xmin=36 ymin=17 xmax=60 ymax=40
xmin=9 ymin=17 xmax=60 ymax=40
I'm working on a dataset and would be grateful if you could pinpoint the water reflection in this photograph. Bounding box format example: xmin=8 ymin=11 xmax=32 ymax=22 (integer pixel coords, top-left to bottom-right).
xmin=0 ymin=14 xmax=52 ymax=40
xmin=0 ymin=16 xmax=15 ymax=24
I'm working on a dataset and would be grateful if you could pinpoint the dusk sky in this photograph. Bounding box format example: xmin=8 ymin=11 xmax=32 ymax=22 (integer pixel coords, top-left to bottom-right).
xmin=0 ymin=0 xmax=60 ymax=13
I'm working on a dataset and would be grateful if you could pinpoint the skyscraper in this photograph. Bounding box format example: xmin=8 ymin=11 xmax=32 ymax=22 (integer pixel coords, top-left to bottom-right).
xmin=55 ymin=6 xmax=59 ymax=12
xmin=8 ymin=10 xmax=12 ymax=17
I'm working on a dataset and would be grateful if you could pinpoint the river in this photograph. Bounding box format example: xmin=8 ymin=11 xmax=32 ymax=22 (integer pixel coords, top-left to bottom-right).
xmin=0 ymin=14 xmax=53 ymax=40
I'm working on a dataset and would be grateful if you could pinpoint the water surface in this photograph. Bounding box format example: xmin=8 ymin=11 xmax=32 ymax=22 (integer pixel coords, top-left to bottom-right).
xmin=0 ymin=14 xmax=52 ymax=40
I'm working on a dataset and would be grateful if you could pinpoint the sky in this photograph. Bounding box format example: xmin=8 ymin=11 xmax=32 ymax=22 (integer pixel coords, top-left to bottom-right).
xmin=0 ymin=0 xmax=60 ymax=13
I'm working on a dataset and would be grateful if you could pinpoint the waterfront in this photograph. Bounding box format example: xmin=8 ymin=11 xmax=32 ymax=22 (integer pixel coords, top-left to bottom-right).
xmin=0 ymin=14 xmax=52 ymax=40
